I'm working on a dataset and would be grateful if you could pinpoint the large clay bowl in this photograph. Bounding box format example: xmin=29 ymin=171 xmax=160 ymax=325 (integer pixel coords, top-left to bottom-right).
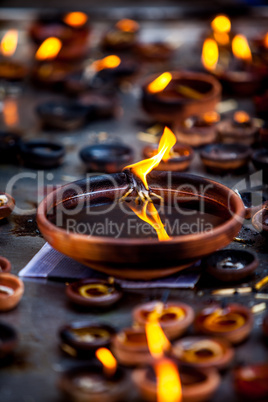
xmin=141 ymin=71 xmax=221 ymax=125
xmin=36 ymin=172 xmax=245 ymax=280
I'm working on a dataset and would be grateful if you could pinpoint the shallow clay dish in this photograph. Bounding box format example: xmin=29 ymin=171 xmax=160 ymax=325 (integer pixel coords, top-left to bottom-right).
xmin=133 ymin=300 xmax=194 ymax=340
xmin=0 ymin=257 xmax=11 ymax=273
xmin=0 ymin=193 xmax=15 ymax=220
xmin=234 ymin=363 xmax=268 ymax=400
xmin=0 ymin=322 xmax=18 ymax=359
xmin=0 ymin=273 xmax=24 ymax=311
xmin=36 ymin=172 xmax=245 ymax=280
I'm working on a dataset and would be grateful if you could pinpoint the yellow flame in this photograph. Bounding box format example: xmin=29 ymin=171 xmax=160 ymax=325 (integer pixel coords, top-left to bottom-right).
xmin=264 ymin=33 xmax=268 ymax=49
xmin=124 ymin=127 xmax=176 ymax=190
xmin=63 ymin=12 xmax=88 ymax=27
xmin=1 ymin=30 xmax=18 ymax=57
xmin=145 ymin=320 xmax=171 ymax=359
xmin=96 ymin=348 xmax=117 ymax=377
xmin=3 ymin=99 xmax=19 ymax=127
xmin=155 ymin=359 xmax=182 ymax=402
xmin=35 ymin=37 xmax=62 ymax=60
xmin=92 ymin=55 xmax=121 ymax=71
xmin=202 ymin=38 xmax=219 ymax=71
xmin=211 ymin=15 xmax=231 ymax=33
xmin=147 ymin=72 xmax=172 ymax=94
xmin=128 ymin=201 xmax=170 ymax=241
xmin=115 ymin=18 xmax=139 ymax=33
xmin=234 ymin=110 xmax=250 ymax=124
xmin=232 ymin=35 xmax=252 ymax=62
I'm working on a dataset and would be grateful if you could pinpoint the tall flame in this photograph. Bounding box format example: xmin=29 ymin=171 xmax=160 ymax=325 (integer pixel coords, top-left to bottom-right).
xmin=91 ymin=55 xmax=121 ymax=71
xmin=147 ymin=72 xmax=172 ymax=94
xmin=35 ymin=37 xmax=62 ymax=60
xmin=96 ymin=348 xmax=117 ymax=377
xmin=63 ymin=12 xmax=88 ymax=27
xmin=124 ymin=127 xmax=176 ymax=190
xmin=155 ymin=359 xmax=182 ymax=402
xmin=145 ymin=320 xmax=171 ymax=359
xmin=202 ymin=38 xmax=219 ymax=71
xmin=232 ymin=35 xmax=252 ymax=62
xmin=3 ymin=99 xmax=19 ymax=127
xmin=211 ymin=15 xmax=231 ymax=33
xmin=1 ymin=30 xmax=18 ymax=57
xmin=115 ymin=18 xmax=139 ymax=33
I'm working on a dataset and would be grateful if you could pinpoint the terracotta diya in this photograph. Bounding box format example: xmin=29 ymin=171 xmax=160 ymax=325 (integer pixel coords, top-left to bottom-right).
xmin=142 ymin=143 xmax=194 ymax=172
xmin=200 ymin=143 xmax=251 ymax=173
xmin=234 ymin=363 xmax=268 ymax=400
xmin=141 ymin=71 xmax=221 ymax=125
xmin=172 ymin=336 xmax=234 ymax=370
xmin=133 ymin=362 xmax=220 ymax=402
xmin=101 ymin=18 xmax=139 ymax=52
xmin=252 ymin=149 xmax=268 ymax=183
xmin=238 ymin=190 xmax=268 ymax=219
xmin=80 ymin=143 xmax=134 ymax=173
xmin=263 ymin=315 xmax=268 ymax=339
xmin=194 ymin=303 xmax=253 ymax=344
xmin=66 ymin=278 xmax=123 ymax=308
xmin=0 ymin=193 xmax=15 ymax=220
xmin=0 ymin=257 xmax=11 ymax=273
xmin=0 ymin=322 xmax=18 ymax=359
xmin=204 ymin=249 xmax=258 ymax=282
xmin=217 ymin=111 xmax=259 ymax=146
xmin=252 ymin=205 xmax=268 ymax=234
xmin=19 ymin=140 xmax=65 ymax=169
xmin=133 ymin=300 xmax=194 ymax=340
xmin=36 ymin=127 xmax=244 ymax=280
xmin=174 ymin=111 xmax=220 ymax=148
xmin=0 ymin=273 xmax=24 ymax=311
xmin=59 ymin=321 xmax=116 ymax=358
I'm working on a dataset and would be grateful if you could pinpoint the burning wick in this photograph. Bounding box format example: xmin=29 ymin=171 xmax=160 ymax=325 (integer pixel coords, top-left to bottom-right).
xmin=202 ymin=39 xmax=219 ymax=71
xmin=145 ymin=319 xmax=171 ymax=359
xmin=83 ymin=55 xmax=121 ymax=81
xmin=35 ymin=37 xmax=62 ymax=61
xmin=232 ymin=35 xmax=252 ymax=62
xmin=63 ymin=12 xmax=88 ymax=27
xmin=1 ymin=30 xmax=18 ymax=57
xmin=0 ymin=195 xmax=8 ymax=206
xmin=96 ymin=347 xmax=117 ymax=377
xmin=147 ymin=72 xmax=172 ymax=93
xmin=115 ymin=19 xmax=139 ymax=33
xmin=155 ymin=359 xmax=182 ymax=402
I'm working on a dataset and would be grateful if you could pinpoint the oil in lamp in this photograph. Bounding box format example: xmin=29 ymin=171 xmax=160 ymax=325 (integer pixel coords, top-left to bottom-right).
xmin=216 ymin=110 xmax=259 ymax=146
xmin=101 ymin=19 xmax=140 ymax=52
xmin=174 ymin=111 xmax=220 ymax=148
xmin=234 ymin=363 xmax=268 ymax=400
xmin=0 ymin=192 xmax=15 ymax=220
xmin=65 ymin=278 xmax=123 ymax=308
xmin=194 ymin=303 xmax=253 ymax=344
xmin=58 ymin=348 xmax=130 ymax=402
xmin=59 ymin=321 xmax=116 ymax=358
xmin=133 ymin=300 xmax=194 ymax=340
xmin=0 ymin=256 xmax=11 ymax=273
xmin=0 ymin=322 xmax=18 ymax=360
xmin=141 ymin=71 xmax=221 ymax=125
xmin=0 ymin=273 xmax=24 ymax=311
xmin=0 ymin=30 xmax=27 ymax=81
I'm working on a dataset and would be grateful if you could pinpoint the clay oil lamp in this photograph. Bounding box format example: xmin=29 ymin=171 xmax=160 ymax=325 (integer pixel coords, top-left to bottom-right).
xmin=0 ymin=322 xmax=18 ymax=359
xmin=172 ymin=336 xmax=234 ymax=371
xmin=19 ymin=139 xmax=65 ymax=169
xmin=0 ymin=273 xmax=24 ymax=311
xmin=142 ymin=142 xmax=194 ymax=172
xmin=0 ymin=257 xmax=11 ymax=273
xmin=133 ymin=300 xmax=194 ymax=340
xmin=204 ymin=249 xmax=258 ymax=282
xmin=0 ymin=193 xmax=15 ymax=220
xmin=252 ymin=204 xmax=268 ymax=234
xmin=174 ymin=111 xmax=220 ymax=148
xmin=36 ymin=100 xmax=88 ymax=130
xmin=101 ymin=19 xmax=140 ymax=52
xmin=58 ymin=348 xmax=130 ymax=402
xmin=59 ymin=321 xmax=116 ymax=358
xmin=238 ymin=190 xmax=268 ymax=219
xmin=234 ymin=363 xmax=268 ymax=400
xmin=77 ymin=91 xmax=120 ymax=120
xmin=263 ymin=315 xmax=268 ymax=339
xmin=0 ymin=30 xmax=27 ymax=81
xmin=36 ymin=126 xmax=245 ymax=280
xmin=141 ymin=71 xmax=221 ymax=125
xmin=80 ymin=143 xmax=134 ymax=173
xmin=200 ymin=143 xmax=251 ymax=174
xmin=194 ymin=303 xmax=253 ymax=344
xmin=216 ymin=111 xmax=259 ymax=146
xmin=0 ymin=131 xmax=21 ymax=164
xmin=252 ymin=149 xmax=268 ymax=183
xmin=66 ymin=278 xmax=123 ymax=308
xmin=134 ymin=42 xmax=174 ymax=63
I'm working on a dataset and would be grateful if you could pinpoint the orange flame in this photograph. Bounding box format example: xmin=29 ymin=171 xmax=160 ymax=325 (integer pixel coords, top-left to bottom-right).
xmin=128 ymin=201 xmax=170 ymax=241
xmin=147 ymin=72 xmax=172 ymax=94
xmin=264 ymin=33 xmax=268 ymax=49
xmin=232 ymin=34 xmax=252 ymax=62
xmin=1 ymin=30 xmax=18 ymax=57
xmin=211 ymin=15 xmax=231 ymax=33
xmin=96 ymin=348 xmax=117 ymax=377
xmin=115 ymin=18 xmax=139 ymax=33
xmin=35 ymin=37 xmax=62 ymax=60
xmin=3 ymin=99 xmax=19 ymax=127
xmin=145 ymin=319 xmax=171 ymax=359
xmin=91 ymin=55 xmax=121 ymax=71
xmin=124 ymin=127 xmax=176 ymax=190
xmin=202 ymin=38 xmax=219 ymax=71
xmin=213 ymin=32 xmax=230 ymax=46
xmin=63 ymin=12 xmax=88 ymax=27
xmin=203 ymin=111 xmax=220 ymax=124
xmin=234 ymin=110 xmax=250 ymax=124
xmin=155 ymin=359 xmax=182 ymax=402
